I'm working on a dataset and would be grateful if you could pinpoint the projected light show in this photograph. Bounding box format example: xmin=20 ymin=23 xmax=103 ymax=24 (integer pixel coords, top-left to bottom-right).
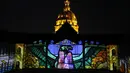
xmin=2 ymin=38 xmax=130 ymax=73
xmin=15 ymin=42 xmax=47 ymax=69
xmin=84 ymin=41 xmax=107 ymax=69
xmin=47 ymin=39 xmax=83 ymax=69
xmin=13 ymin=39 xmax=119 ymax=70
xmin=0 ymin=43 xmax=15 ymax=73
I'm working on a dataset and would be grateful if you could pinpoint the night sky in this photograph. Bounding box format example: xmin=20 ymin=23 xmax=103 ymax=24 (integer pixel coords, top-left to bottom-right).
xmin=0 ymin=0 xmax=129 ymax=57
xmin=0 ymin=0 xmax=129 ymax=34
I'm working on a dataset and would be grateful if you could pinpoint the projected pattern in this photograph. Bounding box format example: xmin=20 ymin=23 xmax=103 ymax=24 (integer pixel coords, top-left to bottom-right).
xmin=48 ymin=39 xmax=83 ymax=69
xmin=14 ymin=39 xmax=119 ymax=70
xmin=15 ymin=42 xmax=47 ymax=69
xmin=24 ymin=44 xmax=47 ymax=68
xmin=0 ymin=44 xmax=15 ymax=73
xmin=84 ymin=42 xmax=107 ymax=69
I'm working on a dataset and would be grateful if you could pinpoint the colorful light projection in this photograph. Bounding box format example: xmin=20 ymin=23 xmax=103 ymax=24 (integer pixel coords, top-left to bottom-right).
xmin=119 ymin=57 xmax=130 ymax=73
xmin=120 ymin=59 xmax=126 ymax=73
xmin=24 ymin=44 xmax=46 ymax=68
xmin=0 ymin=48 xmax=14 ymax=73
xmin=84 ymin=41 xmax=118 ymax=70
xmin=47 ymin=39 xmax=83 ymax=69
xmin=14 ymin=39 xmax=119 ymax=70
xmin=15 ymin=41 xmax=47 ymax=69
xmin=14 ymin=44 xmax=25 ymax=69
xmin=107 ymin=45 xmax=118 ymax=71
xmin=84 ymin=41 xmax=107 ymax=69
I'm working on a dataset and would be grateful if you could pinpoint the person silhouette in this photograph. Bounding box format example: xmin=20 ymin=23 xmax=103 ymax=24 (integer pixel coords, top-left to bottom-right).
xmin=64 ymin=52 xmax=74 ymax=69
xmin=57 ymin=51 xmax=65 ymax=69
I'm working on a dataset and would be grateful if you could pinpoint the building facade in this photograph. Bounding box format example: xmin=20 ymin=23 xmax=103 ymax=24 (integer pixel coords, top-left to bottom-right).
xmin=14 ymin=0 xmax=119 ymax=70
xmin=0 ymin=0 xmax=124 ymax=73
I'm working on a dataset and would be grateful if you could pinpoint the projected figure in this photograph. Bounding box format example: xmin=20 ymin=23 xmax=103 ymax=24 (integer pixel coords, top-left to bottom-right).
xmin=48 ymin=39 xmax=83 ymax=69
xmin=57 ymin=48 xmax=74 ymax=69
xmin=64 ymin=52 xmax=74 ymax=69
xmin=58 ymin=51 xmax=65 ymax=69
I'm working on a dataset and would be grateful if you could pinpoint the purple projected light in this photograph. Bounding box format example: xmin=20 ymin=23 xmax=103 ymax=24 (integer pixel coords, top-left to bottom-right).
xmin=48 ymin=44 xmax=83 ymax=55
xmin=90 ymin=41 xmax=94 ymax=44
xmin=96 ymin=42 xmax=100 ymax=45
xmin=48 ymin=39 xmax=83 ymax=56
xmin=78 ymin=40 xmax=82 ymax=45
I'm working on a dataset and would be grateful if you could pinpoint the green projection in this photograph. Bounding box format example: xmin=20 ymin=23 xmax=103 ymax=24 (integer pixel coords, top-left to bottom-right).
xmin=25 ymin=44 xmax=47 ymax=68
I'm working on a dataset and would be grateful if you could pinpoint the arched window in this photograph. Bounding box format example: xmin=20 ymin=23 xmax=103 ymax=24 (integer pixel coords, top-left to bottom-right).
xmin=112 ymin=49 xmax=116 ymax=56
xmin=16 ymin=61 xmax=20 ymax=69
xmin=17 ymin=47 xmax=21 ymax=55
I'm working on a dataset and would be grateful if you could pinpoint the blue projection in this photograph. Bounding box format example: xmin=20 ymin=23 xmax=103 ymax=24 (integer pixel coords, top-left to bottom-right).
xmin=48 ymin=39 xmax=83 ymax=69
xmin=48 ymin=39 xmax=83 ymax=57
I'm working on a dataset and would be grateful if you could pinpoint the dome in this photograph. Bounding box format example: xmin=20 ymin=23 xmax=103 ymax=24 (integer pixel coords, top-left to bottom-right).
xmin=54 ymin=0 xmax=79 ymax=34
xmin=57 ymin=11 xmax=77 ymax=23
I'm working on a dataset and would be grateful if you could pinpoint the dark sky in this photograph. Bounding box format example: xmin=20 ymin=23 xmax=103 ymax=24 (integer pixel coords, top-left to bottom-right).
xmin=0 ymin=0 xmax=129 ymax=34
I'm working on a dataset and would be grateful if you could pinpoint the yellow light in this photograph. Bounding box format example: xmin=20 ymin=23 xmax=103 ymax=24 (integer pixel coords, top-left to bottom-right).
xmin=54 ymin=0 xmax=79 ymax=34
xmin=15 ymin=44 xmax=25 ymax=69
xmin=55 ymin=25 xmax=62 ymax=32
xmin=107 ymin=45 xmax=118 ymax=71
xmin=56 ymin=21 xmax=61 ymax=25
